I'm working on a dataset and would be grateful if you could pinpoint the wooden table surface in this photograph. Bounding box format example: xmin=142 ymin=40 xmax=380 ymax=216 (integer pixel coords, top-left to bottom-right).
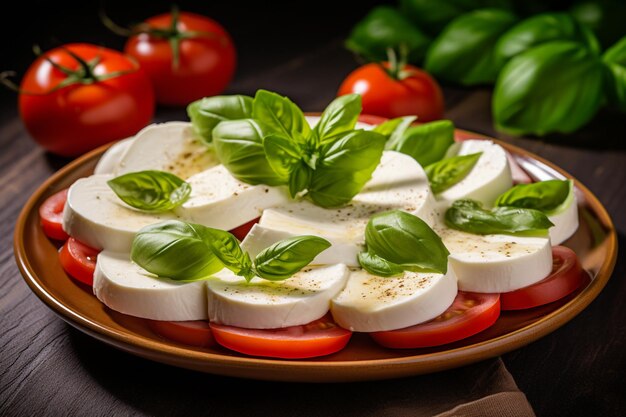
xmin=1 ymin=5 xmax=625 ymax=415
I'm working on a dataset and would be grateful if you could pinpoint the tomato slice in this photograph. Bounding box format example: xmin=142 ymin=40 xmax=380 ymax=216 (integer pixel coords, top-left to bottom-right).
xmin=148 ymin=320 xmax=215 ymax=348
xmin=58 ymin=237 xmax=100 ymax=286
xmin=501 ymin=246 xmax=587 ymax=310
xmin=229 ymin=217 xmax=260 ymax=241
xmin=39 ymin=189 xmax=69 ymax=241
xmin=210 ymin=314 xmax=352 ymax=359
xmin=370 ymin=292 xmax=500 ymax=349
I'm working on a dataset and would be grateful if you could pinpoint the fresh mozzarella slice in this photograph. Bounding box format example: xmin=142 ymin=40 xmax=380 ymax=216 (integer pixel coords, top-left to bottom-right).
xmin=94 ymin=137 xmax=133 ymax=175
xmin=548 ymin=193 xmax=579 ymax=245
xmin=241 ymin=224 xmax=361 ymax=266
xmin=115 ymin=122 xmax=218 ymax=179
xmin=259 ymin=151 xmax=438 ymax=245
xmin=436 ymin=226 xmax=552 ymax=293
xmin=304 ymin=115 xmax=374 ymax=131
xmin=62 ymin=174 xmax=178 ymax=252
xmin=174 ymin=165 xmax=290 ymax=231
xmin=438 ymin=140 xmax=513 ymax=207
xmin=93 ymin=251 xmax=207 ymax=321
xmin=207 ymin=264 xmax=350 ymax=329
xmin=331 ymin=266 xmax=458 ymax=332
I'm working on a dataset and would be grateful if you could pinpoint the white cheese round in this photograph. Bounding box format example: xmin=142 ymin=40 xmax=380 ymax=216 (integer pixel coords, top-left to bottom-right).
xmin=207 ymin=264 xmax=350 ymax=329
xmin=115 ymin=122 xmax=218 ymax=179
xmin=438 ymin=140 xmax=513 ymax=207
xmin=62 ymin=174 xmax=179 ymax=252
xmin=93 ymin=251 xmax=208 ymax=321
xmin=94 ymin=137 xmax=133 ymax=175
xmin=548 ymin=194 xmax=579 ymax=245
xmin=331 ymin=266 xmax=458 ymax=332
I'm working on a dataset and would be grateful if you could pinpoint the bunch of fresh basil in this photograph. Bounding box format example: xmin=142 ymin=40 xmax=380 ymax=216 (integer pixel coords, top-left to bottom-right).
xmin=131 ymin=220 xmax=331 ymax=282
xmin=347 ymin=1 xmax=626 ymax=136
xmin=358 ymin=210 xmax=450 ymax=277
xmin=188 ymin=90 xmax=387 ymax=208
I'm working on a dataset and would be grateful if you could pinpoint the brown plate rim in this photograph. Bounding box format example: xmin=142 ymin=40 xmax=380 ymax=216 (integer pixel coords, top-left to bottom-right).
xmin=13 ymin=125 xmax=618 ymax=382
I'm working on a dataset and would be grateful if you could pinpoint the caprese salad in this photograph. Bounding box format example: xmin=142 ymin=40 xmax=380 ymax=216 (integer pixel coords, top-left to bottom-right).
xmin=40 ymin=90 xmax=588 ymax=359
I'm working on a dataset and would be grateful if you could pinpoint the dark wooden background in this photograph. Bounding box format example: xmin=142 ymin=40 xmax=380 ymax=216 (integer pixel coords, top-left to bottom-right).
xmin=1 ymin=1 xmax=625 ymax=416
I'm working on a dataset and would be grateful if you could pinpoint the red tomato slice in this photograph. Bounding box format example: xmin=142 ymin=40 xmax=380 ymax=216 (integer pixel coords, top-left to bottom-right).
xmin=148 ymin=320 xmax=215 ymax=348
xmin=39 ymin=189 xmax=69 ymax=241
xmin=370 ymin=292 xmax=500 ymax=349
xmin=229 ymin=217 xmax=259 ymax=241
xmin=210 ymin=314 xmax=352 ymax=359
xmin=58 ymin=237 xmax=100 ymax=286
xmin=501 ymin=246 xmax=587 ymax=310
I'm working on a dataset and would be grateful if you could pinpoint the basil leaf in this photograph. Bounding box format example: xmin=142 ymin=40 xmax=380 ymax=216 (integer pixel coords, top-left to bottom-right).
xmin=495 ymin=13 xmax=600 ymax=67
xmin=263 ymin=134 xmax=303 ymax=183
xmin=308 ymin=130 xmax=386 ymax=208
xmin=364 ymin=210 xmax=449 ymax=274
xmin=493 ymin=41 xmax=605 ymax=135
xmin=603 ymin=36 xmax=626 ymax=112
xmin=424 ymin=9 xmax=518 ymax=85
xmin=202 ymin=228 xmax=254 ymax=281
xmin=445 ymin=199 xmax=554 ymax=236
xmin=358 ymin=251 xmax=405 ymax=277
xmin=400 ymin=0 xmax=513 ymax=36
xmin=570 ymin=0 xmax=626 ymax=49
xmin=212 ymin=119 xmax=284 ymax=186
xmin=314 ymin=94 xmax=362 ymax=143
xmin=391 ymin=120 xmax=455 ymax=166
xmin=131 ymin=220 xmax=223 ymax=281
xmin=495 ymin=180 xmax=572 ymax=213
xmin=375 ymin=116 xmax=417 ymax=149
xmin=346 ymin=6 xmax=431 ymax=63
xmin=425 ymin=152 xmax=482 ymax=194
xmin=253 ymin=236 xmax=331 ymax=281
xmin=252 ymin=90 xmax=310 ymax=143
xmin=107 ymin=170 xmax=191 ymax=212
xmin=187 ymin=95 xmax=253 ymax=144
xmin=289 ymin=163 xmax=313 ymax=199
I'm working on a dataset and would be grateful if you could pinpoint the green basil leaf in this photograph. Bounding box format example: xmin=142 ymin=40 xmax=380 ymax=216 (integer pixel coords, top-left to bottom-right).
xmin=400 ymin=0 xmax=513 ymax=36
xmin=202 ymin=227 xmax=254 ymax=281
xmin=252 ymin=90 xmax=310 ymax=142
xmin=391 ymin=120 xmax=455 ymax=166
xmin=445 ymin=199 xmax=554 ymax=236
xmin=358 ymin=251 xmax=405 ymax=277
xmin=107 ymin=170 xmax=191 ymax=212
xmin=425 ymin=152 xmax=482 ymax=194
xmin=314 ymin=94 xmax=362 ymax=143
xmin=308 ymin=130 xmax=386 ymax=208
xmin=375 ymin=116 xmax=417 ymax=149
xmin=364 ymin=210 xmax=449 ymax=274
xmin=187 ymin=95 xmax=253 ymax=144
xmin=253 ymin=236 xmax=331 ymax=281
xmin=263 ymin=134 xmax=303 ymax=183
xmin=424 ymin=9 xmax=518 ymax=85
xmin=346 ymin=6 xmax=431 ymax=63
xmin=493 ymin=41 xmax=605 ymax=135
xmin=602 ymin=36 xmax=626 ymax=112
xmin=495 ymin=180 xmax=572 ymax=213
xmin=288 ymin=163 xmax=313 ymax=199
xmin=495 ymin=13 xmax=600 ymax=67
xmin=131 ymin=220 xmax=223 ymax=281
xmin=212 ymin=119 xmax=284 ymax=186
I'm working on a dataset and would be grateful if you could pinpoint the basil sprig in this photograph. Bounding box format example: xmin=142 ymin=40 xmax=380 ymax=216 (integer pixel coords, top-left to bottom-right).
xmin=425 ymin=152 xmax=482 ymax=194
xmin=603 ymin=36 xmax=626 ymax=112
xmin=211 ymin=90 xmax=386 ymax=208
xmin=445 ymin=199 xmax=554 ymax=236
xmin=358 ymin=210 xmax=449 ymax=277
xmin=107 ymin=170 xmax=191 ymax=212
xmin=187 ymin=95 xmax=253 ymax=144
xmin=495 ymin=180 xmax=572 ymax=214
xmin=131 ymin=220 xmax=331 ymax=282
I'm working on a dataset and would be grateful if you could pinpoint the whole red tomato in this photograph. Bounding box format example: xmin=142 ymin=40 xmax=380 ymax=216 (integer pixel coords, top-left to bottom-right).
xmin=18 ymin=43 xmax=154 ymax=157
xmin=338 ymin=63 xmax=445 ymax=122
xmin=122 ymin=10 xmax=236 ymax=106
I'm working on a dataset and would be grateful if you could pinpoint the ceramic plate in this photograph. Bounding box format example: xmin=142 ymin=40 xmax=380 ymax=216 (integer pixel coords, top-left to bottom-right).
xmin=14 ymin=124 xmax=617 ymax=382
